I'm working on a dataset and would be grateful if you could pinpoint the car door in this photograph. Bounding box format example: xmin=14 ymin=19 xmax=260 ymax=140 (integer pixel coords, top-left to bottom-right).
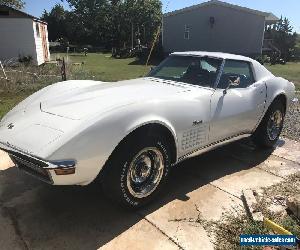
xmin=209 ymin=59 xmax=267 ymax=143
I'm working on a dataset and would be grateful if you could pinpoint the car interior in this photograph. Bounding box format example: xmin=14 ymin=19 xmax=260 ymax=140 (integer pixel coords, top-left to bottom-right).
xmin=180 ymin=61 xmax=219 ymax=87
xmin=217 ymin=73 xmax=251 ymax=89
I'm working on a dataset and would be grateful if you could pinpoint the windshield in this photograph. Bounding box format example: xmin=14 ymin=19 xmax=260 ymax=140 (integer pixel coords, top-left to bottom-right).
xmin=148 ymin=55 xmax=223 ymax=88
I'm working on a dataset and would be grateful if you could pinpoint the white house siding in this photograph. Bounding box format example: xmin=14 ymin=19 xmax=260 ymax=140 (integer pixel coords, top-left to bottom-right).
xmin=0 ymin=18 xmax=37 ymax=63
xmin=33 ymin=21 xmax=50 ymax=65
xmin=163 ymin=4 xmax=265 ymax=56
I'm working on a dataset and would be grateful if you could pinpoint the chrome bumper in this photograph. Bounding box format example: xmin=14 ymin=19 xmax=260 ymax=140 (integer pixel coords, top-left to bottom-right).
xmin=0 ymin=142 xmax=76 ymax=184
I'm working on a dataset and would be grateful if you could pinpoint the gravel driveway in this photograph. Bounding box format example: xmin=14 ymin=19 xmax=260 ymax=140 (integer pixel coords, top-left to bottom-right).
xmin=283 ymin=92 xmax=300 ymax=141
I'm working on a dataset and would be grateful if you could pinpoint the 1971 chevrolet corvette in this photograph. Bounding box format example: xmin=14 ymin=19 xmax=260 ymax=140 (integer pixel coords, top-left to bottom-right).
xmin=0 ymin=51 xmax=297 ymax=208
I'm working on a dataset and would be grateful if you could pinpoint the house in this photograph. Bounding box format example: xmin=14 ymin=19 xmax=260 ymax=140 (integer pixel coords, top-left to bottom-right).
xmin=0 ymin=5 xmax=50 ymax=65
xmin=162 ymin=0 xmax=279 ymax=57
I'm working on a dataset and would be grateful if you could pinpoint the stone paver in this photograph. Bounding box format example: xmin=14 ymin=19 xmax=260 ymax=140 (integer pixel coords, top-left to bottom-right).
xmin=0 ymin=137 xmax=299 ymax=250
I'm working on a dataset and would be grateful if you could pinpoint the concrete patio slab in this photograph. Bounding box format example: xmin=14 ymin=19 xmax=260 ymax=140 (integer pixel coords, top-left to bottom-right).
xmin=141 ymin=206 xmax=214 ymax=250
xmin=100 ymin=219 xmax=179 ymax=250
xmin=177 ymin=147 xmax=283 ymax=198
xmin=260 ymin=155 xmax=300 ymax=178
xmin=209 ymin=167 xmax=283 ymax=197
xmin=4 ymin=185 xmax=154 ymax=250
xmin=139 ymin=168 xmax=243 ymax=250
xmin=0 ymin=207 xmax=25 ymax=250
xmin=139 ymin=174 xmax=215 ymax=250
xmin=273 ymin=138 xmax=300 ymax=164
xmin=0 ymin=137 xmax=299 ymax=250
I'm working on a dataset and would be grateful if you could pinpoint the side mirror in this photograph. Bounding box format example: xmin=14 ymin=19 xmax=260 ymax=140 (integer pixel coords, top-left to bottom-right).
xmin=223 ymin=76 xmax=240 ymax=94
xmin=150 ymin=66 xmax=156 ymax=72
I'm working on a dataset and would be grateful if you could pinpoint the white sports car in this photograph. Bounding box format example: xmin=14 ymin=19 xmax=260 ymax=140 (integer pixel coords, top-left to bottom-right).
xmin=0 ymin=52 xmax=297 ymax=208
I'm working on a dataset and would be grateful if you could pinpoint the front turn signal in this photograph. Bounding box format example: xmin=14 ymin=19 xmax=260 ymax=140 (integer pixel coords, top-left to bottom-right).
xmin=54 ymin=168 xmax=75 ymax=175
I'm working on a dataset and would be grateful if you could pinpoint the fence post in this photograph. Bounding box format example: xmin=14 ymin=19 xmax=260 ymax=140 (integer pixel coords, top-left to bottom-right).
xmin=61 ymin=57 xmax=67 ymax=81
xmin=0 ymin=60 xmax=8 ymax=80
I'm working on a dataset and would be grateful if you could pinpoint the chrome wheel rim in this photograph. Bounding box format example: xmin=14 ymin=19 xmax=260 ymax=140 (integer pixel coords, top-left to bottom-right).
xmin=267 ymin=110 xmax=283 ymax=141
xmin=127 ymin=147 xmax=164 ymax=199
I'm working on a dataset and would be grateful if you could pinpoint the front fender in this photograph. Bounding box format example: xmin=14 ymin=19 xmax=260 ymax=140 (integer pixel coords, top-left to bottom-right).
xmin=47 ymin=104 xmax=178 ymax=185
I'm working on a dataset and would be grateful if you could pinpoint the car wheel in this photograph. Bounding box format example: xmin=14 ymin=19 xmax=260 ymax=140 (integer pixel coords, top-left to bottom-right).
xmin=101 ymin=134 xmax=171 ymax=209
xmin=252 ymin=99 xmax=285 ymax=148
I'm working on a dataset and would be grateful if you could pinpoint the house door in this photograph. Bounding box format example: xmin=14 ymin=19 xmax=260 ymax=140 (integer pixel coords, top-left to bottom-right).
xmin=40 ymin=24 xmax=49 ymax=61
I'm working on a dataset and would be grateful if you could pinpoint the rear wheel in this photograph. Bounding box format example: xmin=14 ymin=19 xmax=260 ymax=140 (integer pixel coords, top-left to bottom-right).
xmin=252 ymin=100 xmax=285 ymax=148
xmin=101 ymin=134 xmax=171 ymax=209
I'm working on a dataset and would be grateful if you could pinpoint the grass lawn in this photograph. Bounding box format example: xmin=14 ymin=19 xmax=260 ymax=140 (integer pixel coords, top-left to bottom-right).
xmin=54 ymin=53 xmax=300 ymax=90
xmin=266 ymin=62 xmax=300 ymax=90
xmin=0 ymin=91 xmax=33 ymax=119
xmin=0 ymin=53 xmax=152 ymax=118
xmin=52 ymin=53 xmax=152 ymax=82
xmin=0 ymin=53 xmax=299 ymax=119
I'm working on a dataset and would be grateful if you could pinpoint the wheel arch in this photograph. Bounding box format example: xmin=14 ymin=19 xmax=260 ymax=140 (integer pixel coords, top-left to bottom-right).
xmin=270 ymin=93 xmax=287 ymax=113
xmin=119 ymin=121 xmax=177 ymax=163
xmin=98 ymin=121 xmax=178 ymax=181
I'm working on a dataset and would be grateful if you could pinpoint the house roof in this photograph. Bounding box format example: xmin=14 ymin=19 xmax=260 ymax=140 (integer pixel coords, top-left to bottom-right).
xmin=164 ymin=0 xmax=279 ymax=24
xmin=0 ymin=5 xmax=47 ymax=24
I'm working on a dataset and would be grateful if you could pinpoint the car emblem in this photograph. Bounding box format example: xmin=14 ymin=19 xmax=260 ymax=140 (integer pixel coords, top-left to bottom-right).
xmin=7 ymin=123 xmax=14 ymax=129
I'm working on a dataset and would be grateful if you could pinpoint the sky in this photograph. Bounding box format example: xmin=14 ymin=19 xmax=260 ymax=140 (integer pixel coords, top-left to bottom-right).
xmin=24 ymin=0 xmax=300 ymax=33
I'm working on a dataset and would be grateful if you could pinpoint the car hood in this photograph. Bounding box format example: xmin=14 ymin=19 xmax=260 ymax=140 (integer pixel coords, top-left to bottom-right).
xmin=40 ymin=78 xmax=189 ymax=120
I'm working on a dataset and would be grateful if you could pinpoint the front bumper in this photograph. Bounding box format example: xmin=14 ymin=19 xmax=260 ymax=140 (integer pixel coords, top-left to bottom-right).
xmin=0 ymin=142 xmax=76 ymax=184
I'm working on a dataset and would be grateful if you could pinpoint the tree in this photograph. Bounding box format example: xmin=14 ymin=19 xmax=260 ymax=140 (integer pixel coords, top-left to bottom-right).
xmin=267 ymin=17 xmax=297 ymax=61
xmin=63 ymin=0 xmax=162 ymax=47
xmin=0 ymin=0 xmax=25 ymax=9
xmin=42 ymin=4 xmax=69 ymax=42
xmin=44 ymin=0 xmax=163 ymax=48
xmin=108 ymin=0 xmax=162 ymax=48
xmin=66 ymin=0 xmax=111 ymax=45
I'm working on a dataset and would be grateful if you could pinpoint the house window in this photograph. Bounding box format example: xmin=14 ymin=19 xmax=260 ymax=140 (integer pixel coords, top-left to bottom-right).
xmin=184 ymin=25 xmax=191 ymax=40
xmin=36 ymin=23 xmax=40 ymax=37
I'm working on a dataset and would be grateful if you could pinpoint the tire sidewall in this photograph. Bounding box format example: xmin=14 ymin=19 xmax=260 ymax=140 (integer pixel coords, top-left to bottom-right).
xmin=253 ymin=100 xmax=285 ymax=148
xmin=118 ymin=137 xmax=171 ymax=208
xmin=266 ymin=103 xmax=285 ymax=142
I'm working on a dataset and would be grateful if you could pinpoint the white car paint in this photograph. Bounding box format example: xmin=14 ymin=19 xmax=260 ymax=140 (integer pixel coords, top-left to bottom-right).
xmin=0 ymin=51 xmax=296 ymax=186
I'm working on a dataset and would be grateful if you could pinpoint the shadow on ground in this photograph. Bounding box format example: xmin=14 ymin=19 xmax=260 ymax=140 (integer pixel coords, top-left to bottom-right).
xmin=0 ymin=139 xmax=274 ymax=250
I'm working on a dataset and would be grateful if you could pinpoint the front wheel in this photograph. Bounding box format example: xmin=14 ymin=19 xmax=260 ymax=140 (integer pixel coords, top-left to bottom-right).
xmin=252 ymin=100 xmax=285 ymax=148
xmin=101 ymin=135 xmax=171 ymax=209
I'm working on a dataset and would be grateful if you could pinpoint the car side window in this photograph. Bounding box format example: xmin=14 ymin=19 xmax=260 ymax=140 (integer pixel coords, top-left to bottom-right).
xmin=217 ymin=60 xmax=255 ymax=89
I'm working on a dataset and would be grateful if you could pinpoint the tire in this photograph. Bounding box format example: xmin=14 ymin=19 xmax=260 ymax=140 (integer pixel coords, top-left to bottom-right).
xmin=252 ymin=99 xmax=285 ymax=148
xmin=101 ymin=134 xmax=171 ymax=209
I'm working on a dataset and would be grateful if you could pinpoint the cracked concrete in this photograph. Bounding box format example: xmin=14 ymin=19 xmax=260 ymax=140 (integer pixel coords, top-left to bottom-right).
xmin=0 ymin=138 xmax=299 ymax=250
